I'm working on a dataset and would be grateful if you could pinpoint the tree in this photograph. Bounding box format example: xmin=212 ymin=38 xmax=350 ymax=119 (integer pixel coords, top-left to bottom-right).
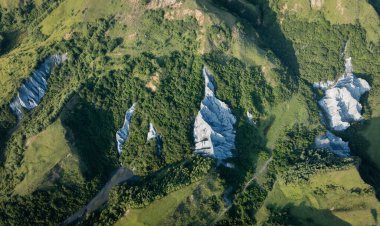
xmin=0 ymin=34 xmax=3 ymax=53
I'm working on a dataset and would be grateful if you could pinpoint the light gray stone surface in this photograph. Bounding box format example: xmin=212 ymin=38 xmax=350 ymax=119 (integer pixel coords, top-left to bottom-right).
xmin=116 ymin=103 xmax=136 ymax=154
xmin=10 ymin=54 xmax=68 ymax=118
xmin=315 ymin=58 xmax=371 ymax=131
xmin=315 ymin=131 xmax=350 ymax=157
xmin=193 ymin=67 xmax=236 ymax=160
xmin=146 ymin=123 xmax=162 ymax=156
xmin=147 ymin=123 xmax=158 ymax=141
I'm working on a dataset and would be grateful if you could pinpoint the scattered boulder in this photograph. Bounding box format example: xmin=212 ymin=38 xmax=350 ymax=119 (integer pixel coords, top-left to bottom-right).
xmin=193 ymin=67 xmax=236 ymax=161
xmin=116 ymin=103 xmax=136 ymax=154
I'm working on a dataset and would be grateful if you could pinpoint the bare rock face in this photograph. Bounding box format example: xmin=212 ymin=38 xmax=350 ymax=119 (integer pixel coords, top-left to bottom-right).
xmin=9 ymin=54 xmax=68 ymax=119
xmin=147 ymin=123 xmax=158 ymax=141
xmin=193 ymin=67 xmax=236 ymax=161
xmin=315 ymin=58 xmax=371 ymax=131
xmin=116 ymin=103 xmax=136 ymax=154
xmin=146 ymin=123 xmax=162 ymax=156
xmin=315 ymin=131 xmax=350 ymax=157
xmin=246 ymin=111 xmax=255 ymax=125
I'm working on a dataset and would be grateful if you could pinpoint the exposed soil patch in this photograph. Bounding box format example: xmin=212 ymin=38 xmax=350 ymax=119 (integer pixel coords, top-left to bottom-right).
xmin=147 ymin=0 xmax=182 ymax=9
xmin=165 ymin=8 xmax=205 ymax=26
xmin=310 ymin=0 xmax=324 ymax=10
xmin=145 ymin=73 xmax=160 ymax=92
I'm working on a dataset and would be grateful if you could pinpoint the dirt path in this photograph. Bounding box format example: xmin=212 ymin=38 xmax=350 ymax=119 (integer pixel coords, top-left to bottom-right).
xmin=214 ymin=154 xmax=273 ymax=223
xmin=243 ymin=155 xmax=273 ymax=192
xmin=61 ymin=167 xmax=134 ymax=225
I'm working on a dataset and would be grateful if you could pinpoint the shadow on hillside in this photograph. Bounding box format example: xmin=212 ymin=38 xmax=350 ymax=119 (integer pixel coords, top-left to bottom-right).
xmin=345 ymin=116 xmax=380 ymax=200
xmin=266 ymin=202 xmax=351 ymax=226
xmin=0 ymin=30 xmax=26 ymax=56
xmin=60 ymin=96 xmax=119 ymax=182
xmin=199 ymin=0 xmax=300 ymax=80
xmin=368 ymin=0 xmax=380 ymax=16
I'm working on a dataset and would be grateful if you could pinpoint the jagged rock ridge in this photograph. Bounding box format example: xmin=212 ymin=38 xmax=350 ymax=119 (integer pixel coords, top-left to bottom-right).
xmin=193 ymin=67 xmax=236 ymax=161
xmin=315 ymin=131 xmax=350 ymax=157
xmin=9 ymin=54 xmax=68 ymax=118
xmin=315 ymin=58 xmax=371 ymax=131
xmin=116 ymin=103 xmax=136 ymax=154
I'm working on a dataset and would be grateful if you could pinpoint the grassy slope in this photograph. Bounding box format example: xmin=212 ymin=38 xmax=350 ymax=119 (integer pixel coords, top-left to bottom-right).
xmin=115 ymin=182 xmax=199 ymax=226
xmin=263 ymin=94 xmax=310 ymax=149
xmin=0 ymin=0 xmax=18 ymax=8
xmin=13 ymin=119 xmax=82 ymax=195
xmin=256 ymin=166 xmax=380 ymax=225
xmin=275 ymin=0 xmax=380 ymax=43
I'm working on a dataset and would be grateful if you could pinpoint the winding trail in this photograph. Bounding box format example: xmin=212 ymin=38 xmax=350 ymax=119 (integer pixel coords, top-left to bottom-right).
xmin=243 ymin=155 xmax=273 ymax=192
xmin=214 ymin=154 xmax=273 ymax=223
xmin=61 ymin=167 xmax=134 ymax=226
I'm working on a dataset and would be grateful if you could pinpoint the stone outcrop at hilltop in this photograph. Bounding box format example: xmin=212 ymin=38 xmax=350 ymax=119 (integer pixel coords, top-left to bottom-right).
xmin=193 ymin=67 xmax=236 ymax=161
xmin=10 ymin=54 xmax=68 ymax=118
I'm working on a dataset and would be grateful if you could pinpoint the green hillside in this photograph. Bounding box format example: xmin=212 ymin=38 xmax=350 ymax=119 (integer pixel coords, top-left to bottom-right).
xmin=0 ymin=0 xmax=379 ymax=225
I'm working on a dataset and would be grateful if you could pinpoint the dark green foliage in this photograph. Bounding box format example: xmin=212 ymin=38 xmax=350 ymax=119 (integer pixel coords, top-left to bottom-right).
xmin=0 ymin=33 xmax=3 ymax=52
xmin=208 ymin=23 xmax=232 ymax=51
xmin=273 ymin=124 xmax=319 ymax=169
xmin=282 ymin=149 xmax=355 ymax=184
xmin=264 ymin=205 xmax=300 ymax=226
xmin=204 ymin=52 xmax=275 ymax=116
xmin=0 ymin=182 xmax=98 ymax=225
xmin=0 ymin=16 xmax=123 ymax=225
xmin=61 ymin=98 xmax=119 ymax=180
xmin=211 ymin=0 xmax=301 ymax=77
xmin=82 ymin=156 xmax=213 ymax=225
xmin=163 ymin=178 xmax=224 ymax=226
xmin=0 ymin=0 xmax=63 ymax=32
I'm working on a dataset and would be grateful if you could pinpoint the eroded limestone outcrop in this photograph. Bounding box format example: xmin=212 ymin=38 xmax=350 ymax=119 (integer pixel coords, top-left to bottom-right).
xmin=315 ymin=58 xmax=371 ymax=131
xmin=315 ymin=131 xmax=350 ymax=157
xmin=147 ymin=123 xmax=158 ymax=141
xmin=116 ymin=103 xmax=136 ymax=154
xmin=313 ymin=57 xmax=370 ymax=157
xmin=193 ymin=67 xmax=236 ymax=161
xmin=10 ymin=54 xmax=68 ymax=118
xmin=146 ymin=123 xmax=162 ymax=156
xmin=246 ymin=111 xmax=255 ymax=125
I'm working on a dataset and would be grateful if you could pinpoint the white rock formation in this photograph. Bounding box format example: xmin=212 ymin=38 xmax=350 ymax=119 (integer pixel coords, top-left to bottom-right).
xmin=312 ymin=80 xmax=334 ymax=91
xmin=315 ymin=58 xmax=371 ymax=131
xmin=246 ymin=111 xmax=256 ymax=125
xmin=146 ymin=123 xmax=162 ymax=156
xmin=116 ymin=103 xmax=136 ymax=154
xmin=9 ymin=54 xmax=68 ymax=118
xmin=315 ymin=131 xmax=350 ymax=157
xmin=147 ymin=123 xmax=158 ymax=141
xmin=193 ymin=67 xmax=236 ymax=161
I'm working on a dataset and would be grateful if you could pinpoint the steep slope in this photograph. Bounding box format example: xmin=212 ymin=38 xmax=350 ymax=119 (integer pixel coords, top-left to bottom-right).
xmin=0 ymin=0 xmax=379 ymax=225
